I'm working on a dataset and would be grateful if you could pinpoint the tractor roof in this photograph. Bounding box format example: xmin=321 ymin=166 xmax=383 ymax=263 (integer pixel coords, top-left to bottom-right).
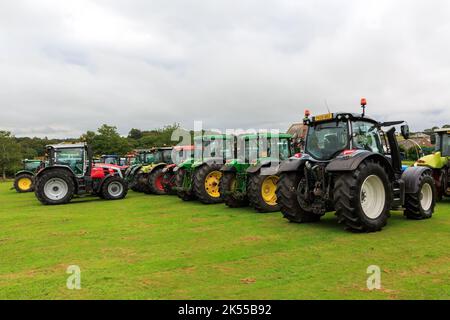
xmin=46 ymin=143 xmax=87 ymax=149
xmin=306 ymin=112 xmax=379 ymax=125
xmin=194 ymin=134 xmax=235 ymax=141
xmin=154 ymin=147 xmax=173 ymax=151
xmin=238 ymin=132 xmax=292 ymax=140
xmin=434 ymin=128 xmax=450 ymax=133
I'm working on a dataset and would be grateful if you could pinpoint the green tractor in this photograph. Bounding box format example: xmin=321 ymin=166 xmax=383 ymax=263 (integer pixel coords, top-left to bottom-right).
xmin=220 ymin=132 xmax=293 ymax=212
xmin=13 ymin=159 xmax=44 ymax=193
xmin=174 ymin=134 xmax=236 ymax=204
xmin=415 ymin=128 xmax=450 ymax=200
xmin=276 ymin=100 xmax=436 ymax=233
xmin=124 ymin=149 xmax=155 ymax=192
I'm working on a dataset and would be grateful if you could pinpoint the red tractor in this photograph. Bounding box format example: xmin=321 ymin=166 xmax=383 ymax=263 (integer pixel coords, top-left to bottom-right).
xmin=34 ymin=143 xmax=128 ymax=205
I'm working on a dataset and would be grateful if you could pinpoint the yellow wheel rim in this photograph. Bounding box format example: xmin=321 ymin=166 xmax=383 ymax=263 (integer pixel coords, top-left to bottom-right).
xmin=261 ymin=175 xmax=279 ymax=206
xmin=204 ymin=171 xmax=222 ymax=198
xmin=18 ymin=177 xmax=32 ymax=191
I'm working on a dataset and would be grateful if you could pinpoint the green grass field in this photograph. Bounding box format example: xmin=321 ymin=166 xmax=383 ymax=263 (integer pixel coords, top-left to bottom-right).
xmin=0 ymin=181 xmax=449 ymax=300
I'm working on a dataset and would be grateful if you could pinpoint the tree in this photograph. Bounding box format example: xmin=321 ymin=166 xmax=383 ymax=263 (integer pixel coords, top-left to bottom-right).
xmin=0 ymin=131 xmax=22 ymax=180
xmin=128 ymin=128 xmax=143 ymax=140
xmin=81 ymin=125 xmax=131 ymax=156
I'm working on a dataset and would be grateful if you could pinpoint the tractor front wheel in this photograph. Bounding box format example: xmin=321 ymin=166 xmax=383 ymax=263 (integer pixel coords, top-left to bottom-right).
xmin=193 ymin=164 xmax=223 ymax=204
xmin=101 ymin=176 xmax=128 ymax=200
xmin=248 ymin=174 xmax=280 ymax=212
xmin=35 ymin=169 xmax=75 ymax=205
xmin=404 ymin=172 xmax=436 ymax=220
xmin=334 ymin=160 xmax=391 ymax=232
xmin=14 ymin=174 xmax=34 ymax=193
xmin=276 ymin=172 xmax=320 ymax=222
xmin=220 ymin=172 xmax=248 ymax=208
xmin=148 ymin=167 xmax=166 ymax=195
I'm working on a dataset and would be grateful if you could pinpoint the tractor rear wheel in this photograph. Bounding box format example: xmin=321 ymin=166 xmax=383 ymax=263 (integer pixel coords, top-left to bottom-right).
xmin=101 ymin=176 xmax=128 ymax=200
xmin=148 ymin=167 xmax=166 ymax=195
xmin=193 ymin=164 xmax=223 ymax=204
xmin=276 ymin=172 xmax=320 ymax=222
xmin=14 ymin=174 xmax=34 ymax=193
xmin=247 ymin=174 xmax=280 ymax=212
xmin=175 ymin=168 xmax=195 ymax=201
xmin=35 ymin=169 xmax=75 ymax=205
xmin=334 ymin=160 xmax=391 ymax=232
xmin=404 ymin=172 xmax=436 ymax=220
xmin=220 ymin=172 xmax=248 ymax=208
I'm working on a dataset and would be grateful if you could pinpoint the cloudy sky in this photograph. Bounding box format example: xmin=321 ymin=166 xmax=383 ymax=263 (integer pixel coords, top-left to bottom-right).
xmin=1 ymin=0 xmax=450 ymax=138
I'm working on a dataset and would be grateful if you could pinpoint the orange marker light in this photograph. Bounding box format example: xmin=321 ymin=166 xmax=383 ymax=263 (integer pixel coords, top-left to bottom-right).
xmin=361 ymin=98 xmax=367 ymax=106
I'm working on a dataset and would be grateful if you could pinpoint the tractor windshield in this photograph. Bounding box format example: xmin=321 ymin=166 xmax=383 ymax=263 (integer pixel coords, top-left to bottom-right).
xmin=154 ymin=150 xmax=173 ymax=163
xmin=54 ymin=148 xmax=85 ymax=175
xmin=306 ymin=121 xmax=349 ymax=160
xmin=438 ymin=133 xmax=450 ymax=157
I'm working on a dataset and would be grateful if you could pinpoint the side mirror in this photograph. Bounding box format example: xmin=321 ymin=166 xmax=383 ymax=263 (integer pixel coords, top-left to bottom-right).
xmin=430 ymin=134 xmax=436 ymax=145
xmin=401 ymin=124 xmax=410 ymax=140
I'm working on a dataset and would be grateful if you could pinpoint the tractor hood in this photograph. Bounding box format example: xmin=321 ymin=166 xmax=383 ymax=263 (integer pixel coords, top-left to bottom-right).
xmin=415 ymin=152 xmax=448 ymax=169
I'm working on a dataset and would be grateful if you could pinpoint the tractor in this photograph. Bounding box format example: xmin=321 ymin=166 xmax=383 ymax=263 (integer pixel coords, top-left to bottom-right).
xmin=220 ymin=132 xmax=293 ymax=212
xmin=34 ymin=143 xmax=128 ymax=205
xmin=276 ymin=99 xmax=436 ymax=232
xmin=415 ymin=128 xmax=450 ymax=200
xmin=174 ymin=134 xmax=236 ymax=204
xmin=13 ymin=159 xmax=45 ymax=193
xmin=138 ymin=147 xmax=174 ymax=195
xmin=124 ymin=149 xmax=155 ymax=192
xmin=161 ymin=145 xmax=194 ymax=194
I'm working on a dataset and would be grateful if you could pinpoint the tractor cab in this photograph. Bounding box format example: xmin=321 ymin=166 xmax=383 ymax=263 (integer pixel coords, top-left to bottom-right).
xmin=431 ymin=129 xmax=450 ymax=157
xmin=45 ymin=143 xmax=89 ymax=177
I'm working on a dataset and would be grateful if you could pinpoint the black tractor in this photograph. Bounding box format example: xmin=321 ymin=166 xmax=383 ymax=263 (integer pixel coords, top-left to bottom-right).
xmin=276 ymin=99 xmax=436 ymax=232
xmin=34 ymin=143 xmax=128 ymax=205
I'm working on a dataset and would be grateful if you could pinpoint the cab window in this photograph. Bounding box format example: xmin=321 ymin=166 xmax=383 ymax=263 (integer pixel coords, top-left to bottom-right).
xmin=352 ymin=121 xmax=383 ymax=154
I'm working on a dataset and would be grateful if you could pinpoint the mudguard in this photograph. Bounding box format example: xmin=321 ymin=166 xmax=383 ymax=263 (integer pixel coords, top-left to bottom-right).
xmin=247 ymin=160 xmax=280 ymax=176
xmin=326 ymin=150 xmax=394 ymax=176
xmin=221 ymin=164 xmax=236 ymax=172
xmin=141 ymin=163 xmax=166 ymax=174
xmin=402 ymin=166 xmax=432 ymax=194
xmin=277 ymin=157 xmax=308 ymax=173
xmin=162 ymin=164 xmax=176 ymax=174
xmin=192 ymin=157 xmax=224 ymax=169
xmin=15 ymin=170 xmax=34 ymax=177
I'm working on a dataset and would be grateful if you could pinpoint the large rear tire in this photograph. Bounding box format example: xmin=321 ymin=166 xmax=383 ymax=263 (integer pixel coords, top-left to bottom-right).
xmin=176 ymin=168 xmax=195 ymax=201
xmin=35 ymin=169 xmax=75 ymax=205
xmin=248 ymin=174 xmax=280 ymax=213
xmin=334 ymin=160 xmax=391 ymax=232
xmin=162 ymin=170 xmax=177 ymax=195
xmin=148 ymin=167 xmax=167 ymax=195
xmin=276 ymin=172 xmax=320 ymax=222
xmin=14 ymin=173 xmax=34 ymax=193
xmin=220 ymin=172 xmax=248 ymax=208
xmin=101 ymin=176 xmax=128 ymax=200
xmin=193 ymin=164 xmax=223 ymax=204
xmin=404 ymin=172 xmax=436 ymax=220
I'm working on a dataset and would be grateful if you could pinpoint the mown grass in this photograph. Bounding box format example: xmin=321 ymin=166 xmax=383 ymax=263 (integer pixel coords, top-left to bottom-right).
xmin=0 ymin=181 xmax=449 ymax=300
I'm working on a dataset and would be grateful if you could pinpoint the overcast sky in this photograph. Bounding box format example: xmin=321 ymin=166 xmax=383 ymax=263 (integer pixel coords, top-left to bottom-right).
xmin=1 ymin=0 xmax=449 ymax=138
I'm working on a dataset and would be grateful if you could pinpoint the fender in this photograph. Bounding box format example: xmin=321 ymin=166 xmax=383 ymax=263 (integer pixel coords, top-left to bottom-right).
xmin=142 ymin=163 xmax=166 ymax=174
xmin=129 ymin=164 xmax=143 ymax=177
xmin=277 ymin=156 xmax=310 ymax=173
xmin=221 ymin=164 xmax=237 ymax=172
xmin=326 ymin=150 xmax=395 ymax=177
xmin=15 ymin=170 xmax=35 ymax=177
xmin=402 ymin=166 xmax=432 ymax=194
xmin=192 ymin=157 xmax=224 ymax=169
xmin=162 ymin=164 xmax=177 ymax=174
xmin=35 ymin=166 xmax=78 ymax=189
xmin=247 ymin=159 xmax=279 ymax=175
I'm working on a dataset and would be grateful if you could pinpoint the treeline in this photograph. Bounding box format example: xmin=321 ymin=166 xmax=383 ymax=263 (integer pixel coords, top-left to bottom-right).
xmin=0 ymin=123 xmax=186 ymax=179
